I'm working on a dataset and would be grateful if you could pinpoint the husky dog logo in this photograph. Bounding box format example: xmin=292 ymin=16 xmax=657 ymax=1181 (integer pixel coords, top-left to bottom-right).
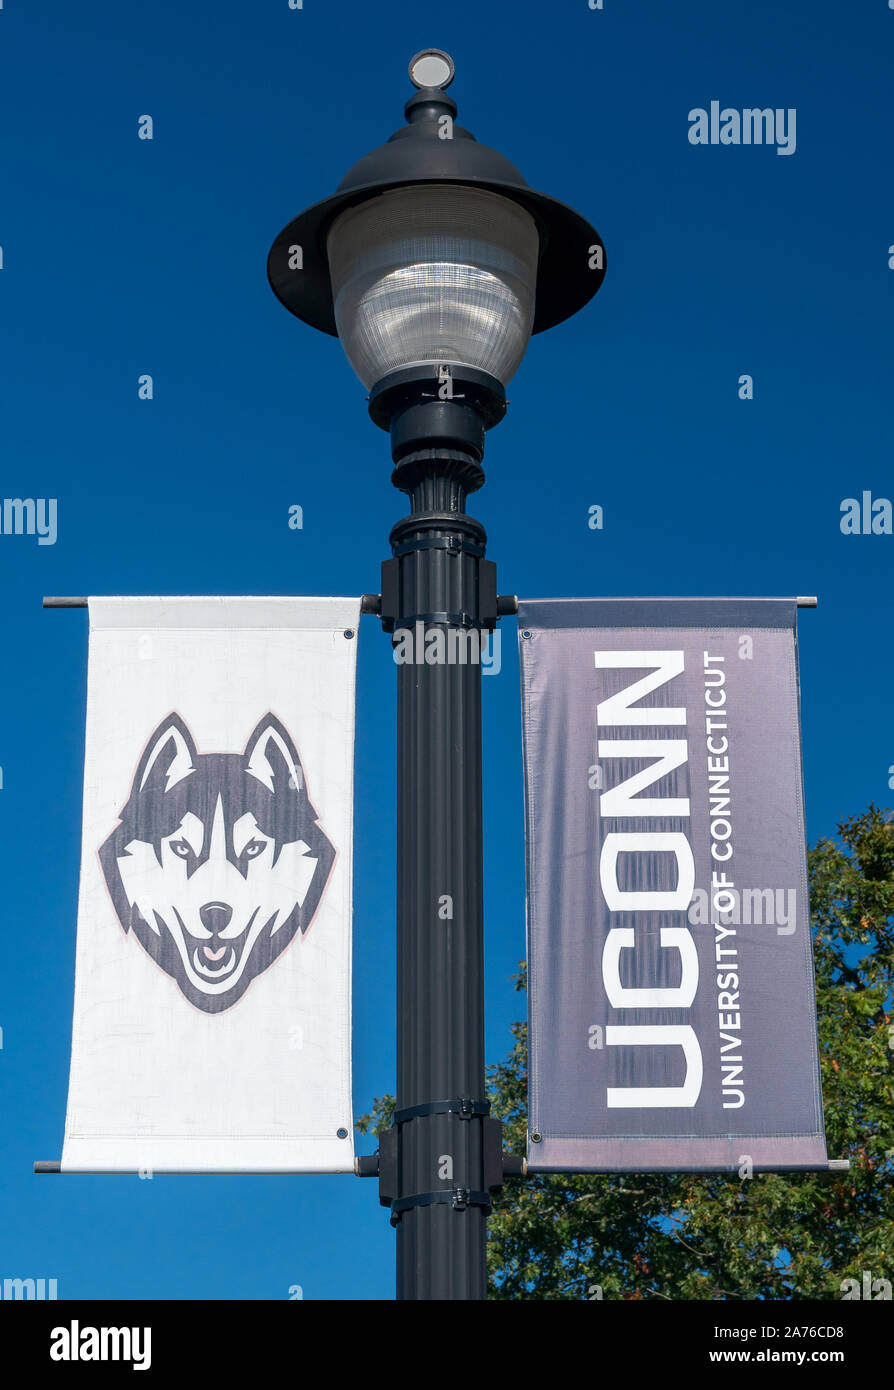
xmin=99 ymin=713 xmax=336 ymax=1013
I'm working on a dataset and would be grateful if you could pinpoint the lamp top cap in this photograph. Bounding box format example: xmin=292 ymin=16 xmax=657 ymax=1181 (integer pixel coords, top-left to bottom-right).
xmin=408 ymin=49 xmax=455 ymax=91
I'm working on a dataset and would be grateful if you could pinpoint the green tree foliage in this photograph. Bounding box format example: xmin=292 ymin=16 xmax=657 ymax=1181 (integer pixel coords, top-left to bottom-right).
xmin=358 ymin=807 xmax=894 ymax=1299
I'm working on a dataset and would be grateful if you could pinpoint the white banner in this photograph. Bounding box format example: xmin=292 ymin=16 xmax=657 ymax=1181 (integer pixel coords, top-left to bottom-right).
xmin=61 ymin=597 xmax=360 ymax=1173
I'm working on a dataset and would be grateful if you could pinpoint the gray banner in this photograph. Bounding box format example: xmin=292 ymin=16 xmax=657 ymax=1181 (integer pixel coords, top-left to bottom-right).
xmin=518 ymin=598 xmax=827 ymax=1172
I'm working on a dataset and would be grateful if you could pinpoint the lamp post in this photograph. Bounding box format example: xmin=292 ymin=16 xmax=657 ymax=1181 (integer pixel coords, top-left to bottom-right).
xmin=267 ymin=49 xmax=606 ymax=1301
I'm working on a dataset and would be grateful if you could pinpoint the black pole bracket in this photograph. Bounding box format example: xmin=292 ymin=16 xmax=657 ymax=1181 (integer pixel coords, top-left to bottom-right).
xmin=377 ymin=1113 xmax=505 ymax=1214
xmin=380 ymin=556 xmax=498 ymax=632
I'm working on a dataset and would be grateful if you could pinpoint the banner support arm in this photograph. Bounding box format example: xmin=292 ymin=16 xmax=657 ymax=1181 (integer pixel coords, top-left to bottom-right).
xmin=43 ymin=595 xmax=384 ymax=612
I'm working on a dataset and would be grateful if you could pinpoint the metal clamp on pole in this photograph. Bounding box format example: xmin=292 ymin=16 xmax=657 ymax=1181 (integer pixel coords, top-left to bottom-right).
xmin=394 ymin=1097 xmax=490 ymax=1124
xmin=393 ymin=535 xmax=486 ymax=559
xmin=389 ymin=1187 xmax=492 ymax=1227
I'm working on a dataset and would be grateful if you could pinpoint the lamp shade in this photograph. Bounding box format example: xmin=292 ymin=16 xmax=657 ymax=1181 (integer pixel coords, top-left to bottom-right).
xmin=326 ymin=183 xmax=539 ymax=390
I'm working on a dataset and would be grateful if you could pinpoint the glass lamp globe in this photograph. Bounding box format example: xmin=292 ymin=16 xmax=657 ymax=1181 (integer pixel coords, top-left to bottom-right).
xmin=326 ymin=183 xmax=540 ymax=391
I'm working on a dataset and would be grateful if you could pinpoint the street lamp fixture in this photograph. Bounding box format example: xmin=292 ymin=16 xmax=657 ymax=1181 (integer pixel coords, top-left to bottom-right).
xmin=268 ymin=48 xmax=605 ymax=482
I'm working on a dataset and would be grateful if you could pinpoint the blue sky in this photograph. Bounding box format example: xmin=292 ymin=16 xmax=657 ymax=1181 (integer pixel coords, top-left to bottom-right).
xmin=0 ymin=0 xmax=892 ymax=1300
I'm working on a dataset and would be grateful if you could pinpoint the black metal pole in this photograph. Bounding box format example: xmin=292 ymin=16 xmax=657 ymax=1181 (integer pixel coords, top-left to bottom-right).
xmin=375 ymin=366 xmax=503 ymax=1299
xmin=265 ymin=49 xmax=607 ymax=1299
